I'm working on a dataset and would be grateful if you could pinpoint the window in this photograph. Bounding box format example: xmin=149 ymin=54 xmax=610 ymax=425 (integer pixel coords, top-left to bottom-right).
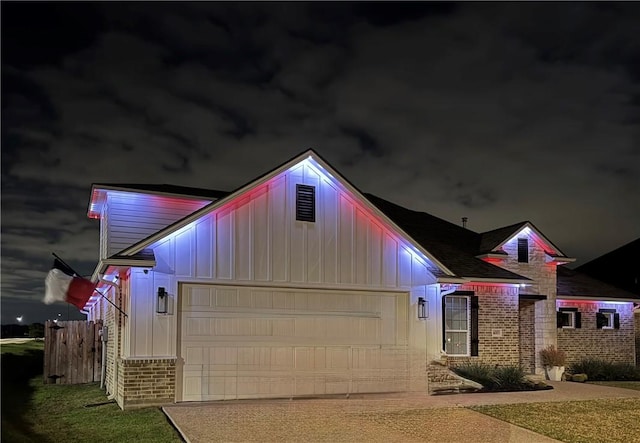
xmin=296 ymin=184 xmax=315 ymax=222
xmin=442 ymin=294 xmax=478 ymax=356
xmin=557 ymin=307 xmax=581 ymax=329
xmin=596 ymin=309 xmax=620 ymax=329
xmin=444 ymin=296 xmax=469 ymax=355
xmin=517 ymin=238 xmax=528 ymax=263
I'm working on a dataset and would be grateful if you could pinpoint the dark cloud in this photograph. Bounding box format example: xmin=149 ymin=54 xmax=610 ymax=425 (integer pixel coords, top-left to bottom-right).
xmin=2 ymin=2 xmax=639 ymax=323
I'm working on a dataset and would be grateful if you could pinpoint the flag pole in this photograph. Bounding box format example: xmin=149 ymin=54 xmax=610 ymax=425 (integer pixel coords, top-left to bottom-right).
xmin=51 ymin=252 xmax=128 ymax=318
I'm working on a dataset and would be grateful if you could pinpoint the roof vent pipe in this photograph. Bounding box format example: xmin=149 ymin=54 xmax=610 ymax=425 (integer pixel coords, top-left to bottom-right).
xmin=462 ymin=217 xmax=468 ymax=228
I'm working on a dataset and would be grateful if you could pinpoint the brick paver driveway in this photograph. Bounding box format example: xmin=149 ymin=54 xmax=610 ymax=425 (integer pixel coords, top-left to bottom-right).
xmin=163 ymin=382 xmax=640 ymax=442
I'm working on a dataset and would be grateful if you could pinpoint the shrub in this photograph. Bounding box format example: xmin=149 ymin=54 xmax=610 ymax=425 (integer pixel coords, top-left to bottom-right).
xmin=454 ymin=362 xmax=494 ymax=388
xmin=569 ymin=358 xmax=640 ymax=381
xmin=492 ymin=366 xmax=527 ymax=390
xmin=453 ymin=363 xmax=528 ymax=391
xmin=539 ymin=345 xmax=566 ymax=367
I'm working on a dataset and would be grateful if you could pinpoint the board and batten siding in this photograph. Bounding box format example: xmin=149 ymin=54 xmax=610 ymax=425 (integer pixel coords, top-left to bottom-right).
xmin=102 ymin=191 xmax=212 ymax=258
xmin=123 ymin=160 xmax=441 ymax=388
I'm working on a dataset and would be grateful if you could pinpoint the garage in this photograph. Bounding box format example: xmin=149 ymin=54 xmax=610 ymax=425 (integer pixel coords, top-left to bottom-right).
xmin=178 ymin=284 xmax=409 ymax=401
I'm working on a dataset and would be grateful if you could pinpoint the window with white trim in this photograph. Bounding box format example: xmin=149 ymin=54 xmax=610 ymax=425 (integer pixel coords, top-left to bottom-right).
xmin=444 ymin=296 xmax=470 ymax=355
xmin=596 ymin=309 xmax=619 ymax=329
xmin=557 ymin=307 xmax=581 ymax=329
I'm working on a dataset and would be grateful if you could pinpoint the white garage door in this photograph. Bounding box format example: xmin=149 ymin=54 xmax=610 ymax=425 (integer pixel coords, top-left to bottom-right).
xmin=179 ymin=284 xmax=409 ymax=402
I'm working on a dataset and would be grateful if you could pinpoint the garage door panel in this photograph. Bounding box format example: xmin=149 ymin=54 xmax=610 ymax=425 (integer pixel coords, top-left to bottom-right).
xmin=180 ymin=284 xmax=408 ymax=402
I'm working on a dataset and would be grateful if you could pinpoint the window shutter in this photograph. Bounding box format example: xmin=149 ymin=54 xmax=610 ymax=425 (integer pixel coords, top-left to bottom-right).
xmin=296 ymin=184 xmax=315 ymax=222
xmin=574 ymin=312 xmax=581 ymax=329
xmin=614 ymin=313 xmax=620 ymax=329
xmin=596 ymin=312 xmax=606 ymax=329
xmin=557 ymin=311 xmax=563 ymax=328
xmin=470 ymin=295 xmax=479 ymax=357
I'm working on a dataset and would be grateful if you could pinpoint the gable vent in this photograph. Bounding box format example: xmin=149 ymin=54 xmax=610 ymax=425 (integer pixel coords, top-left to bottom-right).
xmin=296 ymin=184 xmax=316 ymax=222
xmin=518 ymin=238 xmax=529 ymax=263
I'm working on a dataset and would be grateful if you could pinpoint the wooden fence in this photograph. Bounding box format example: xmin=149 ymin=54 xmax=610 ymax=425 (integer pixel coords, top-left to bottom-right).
xmin=44 ymin=320 xmax=103 ymax=384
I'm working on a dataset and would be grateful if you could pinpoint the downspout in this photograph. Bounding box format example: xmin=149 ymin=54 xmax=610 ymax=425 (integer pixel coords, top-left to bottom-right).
xmin=99 ymin=279 xmax=121 ymax=395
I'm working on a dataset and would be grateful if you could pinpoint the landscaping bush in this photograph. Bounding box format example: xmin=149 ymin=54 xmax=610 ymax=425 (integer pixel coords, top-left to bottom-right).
xmin=492 ymin=365 xmax=527 ymax=390
xmin=453 ymin=362 xmax=494 ymax=388
xmin=453 ymin=363 xmax=533 ymax=391
xmin=569 ymin=358 xmax=640 ymax=381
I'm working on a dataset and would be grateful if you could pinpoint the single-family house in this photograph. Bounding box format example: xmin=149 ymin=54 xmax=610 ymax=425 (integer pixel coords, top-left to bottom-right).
xmin=82 ymin=149 xmax=639 ymax=409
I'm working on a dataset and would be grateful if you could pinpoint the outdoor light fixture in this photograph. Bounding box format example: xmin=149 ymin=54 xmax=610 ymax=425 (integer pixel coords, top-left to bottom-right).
xmin=157 ymin=287 xmax=168 ymax=314
xmin=417 ymin=297 xmax=427 ymax=319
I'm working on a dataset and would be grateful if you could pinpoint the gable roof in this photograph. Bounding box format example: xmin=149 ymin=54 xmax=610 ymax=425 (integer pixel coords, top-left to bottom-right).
xmin=478 ymin=222 xmax=528 ymax=253
xmin=92 ymin=149 xmax=588 ymax=284
xmin=365 ymin=194 xmax=530 ymax=281
xmin=557 ymin=266 xmax=640 ymax=301
xmin=478 ymin=221 xmax=569 ymax=257
xmin=113 ymin=149 xmax=458 ymax=278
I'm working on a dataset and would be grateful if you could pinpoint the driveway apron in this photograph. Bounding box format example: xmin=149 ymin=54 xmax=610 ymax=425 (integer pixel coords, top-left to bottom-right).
xmin=163 ymin=382 xmax=640 ymax=442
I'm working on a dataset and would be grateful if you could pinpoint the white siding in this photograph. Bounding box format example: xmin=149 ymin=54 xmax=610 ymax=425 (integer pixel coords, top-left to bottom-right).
xmin=125 ymin=159 xmax=441 ymax=394
xmin=104 ymin=191 xmax=211 ymax=257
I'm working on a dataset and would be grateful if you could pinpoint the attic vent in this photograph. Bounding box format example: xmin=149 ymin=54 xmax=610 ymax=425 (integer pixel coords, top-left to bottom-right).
xmin=296 ymin=184 xmax=315 ymax=222
xmin=518 ymin=238 xmax=529 ymax=263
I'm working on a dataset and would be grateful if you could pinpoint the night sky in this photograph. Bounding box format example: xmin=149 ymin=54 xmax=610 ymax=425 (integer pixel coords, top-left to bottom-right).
xmin=2 ymin=2 xmax=639 ymax=324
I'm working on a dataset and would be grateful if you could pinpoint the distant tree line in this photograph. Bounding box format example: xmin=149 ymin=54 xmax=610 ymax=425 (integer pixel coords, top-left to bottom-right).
xmin=1 ymin=323 xmax=44 ymax=338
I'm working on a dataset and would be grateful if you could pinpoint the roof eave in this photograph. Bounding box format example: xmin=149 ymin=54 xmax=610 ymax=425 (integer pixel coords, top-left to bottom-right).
xmin=437 ymin=277 xmax=468 ymax=284
xmin=557 ymin=295 xmax=640 ymax=303
xmin=466 ymin=277 xmax=533 ymax=285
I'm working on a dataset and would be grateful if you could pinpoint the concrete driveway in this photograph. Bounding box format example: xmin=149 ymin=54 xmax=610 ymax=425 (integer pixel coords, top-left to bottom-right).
xmin=163 ymin=382 xmax=640 ymax=443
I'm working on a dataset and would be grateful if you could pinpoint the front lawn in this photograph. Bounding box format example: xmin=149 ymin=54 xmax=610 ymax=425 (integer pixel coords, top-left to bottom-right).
xmin=1 ymin=340 xmax=182 ymax=442
xmin=472 ymin=398 xmax=640 ymax=443
xmin=587 ymin=381 xmax=640 ymax=391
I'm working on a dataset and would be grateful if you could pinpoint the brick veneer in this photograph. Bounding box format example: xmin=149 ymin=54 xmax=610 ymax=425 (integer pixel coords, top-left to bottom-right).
xmin=557 ymin=300 xmax=636 ymax=366
xmin=518 ymin=300 xmax=536 ymax=373
xmin=494 ymin=231 xmax=558 ymax=373
xmin=116 ymin=358 xmax=176 ymax=409
xmin=447 ymin=284 xmax=520 ymax=367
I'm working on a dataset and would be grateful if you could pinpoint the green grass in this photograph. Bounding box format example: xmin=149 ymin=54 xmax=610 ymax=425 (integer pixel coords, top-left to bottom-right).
xmin=472 ymin=398 xmax=640 ymax=443
xmin=588 ymin=381 xmax=640 ymax=391
xmin=2 ymin=340 xmax=182 ymax=442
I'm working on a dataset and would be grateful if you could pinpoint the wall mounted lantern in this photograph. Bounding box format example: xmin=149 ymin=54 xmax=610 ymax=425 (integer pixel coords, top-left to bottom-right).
xmin=157 ymin=287 xmax=168 ymax=314
xmin=418 ymin=297 xmax=427 ymax=319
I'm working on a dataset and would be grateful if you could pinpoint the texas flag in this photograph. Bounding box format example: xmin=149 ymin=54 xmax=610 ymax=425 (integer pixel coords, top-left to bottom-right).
xmin=44 ymin=259 xmax=97 ymax=310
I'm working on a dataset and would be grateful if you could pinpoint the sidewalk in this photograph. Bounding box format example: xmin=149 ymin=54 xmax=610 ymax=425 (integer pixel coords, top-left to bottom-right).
xmin=163 ymin=382 xmax=640 ymax=442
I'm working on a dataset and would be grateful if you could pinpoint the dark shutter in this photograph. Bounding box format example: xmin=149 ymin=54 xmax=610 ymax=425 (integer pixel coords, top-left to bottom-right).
xmin=296 ymin=184 xmax=315 ymax=222
xmin=470 ymin=295 xmax=479 ymax=356
xmin=518 ymin=238 xmax=528 ymax=263
xmin=596 ymin=312 xmax=606 ymax=329
xmin=574 ymin=312 xmax=581 ymax=329
xmin=614 ymin=313 xmax=620 ymax=329
xmin=557 ymin=311 xmax=563 ymax=328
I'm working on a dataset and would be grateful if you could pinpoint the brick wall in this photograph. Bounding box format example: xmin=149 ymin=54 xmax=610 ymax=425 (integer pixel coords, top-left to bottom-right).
xmin=447 ymin=284 xmax=520 ymax=367
xmin=557 ymin=300 xmax=635 ymax=366
xmin=493 ymin=230 xmax=558 ymax=372
xmin=519 ymin=300 xmax=536 ymax=373
xmin=116 ymin=358 xmax=176 ymax=409
xmin=104 ymin=288 xmax=117 ymax=396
